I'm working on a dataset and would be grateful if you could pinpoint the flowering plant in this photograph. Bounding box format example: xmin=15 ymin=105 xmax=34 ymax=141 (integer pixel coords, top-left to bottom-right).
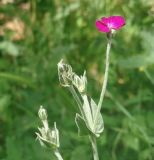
xmin=36 ymin=15 xmax=125 ymax=160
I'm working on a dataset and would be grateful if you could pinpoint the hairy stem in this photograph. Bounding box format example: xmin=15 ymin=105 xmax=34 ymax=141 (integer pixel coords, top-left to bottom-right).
xmin=93 ymin=33 xmax=112 ymax=128
xmin=98 ymin=33 xmax=112 ymax=109
xmin=90 ymin=135 xmax=99 ymax=160
xmin=69 ymin=85 xmax=83 ymax=114
xmin=54 ymin=149 xmax=63 ymax=160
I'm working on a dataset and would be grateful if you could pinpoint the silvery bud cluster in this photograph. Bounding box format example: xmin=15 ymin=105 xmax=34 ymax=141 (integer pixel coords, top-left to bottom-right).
xmin=36 ymin=106 xmax=60 ymax=148
xmin=58 ymin=59 xmax=87 ymax=94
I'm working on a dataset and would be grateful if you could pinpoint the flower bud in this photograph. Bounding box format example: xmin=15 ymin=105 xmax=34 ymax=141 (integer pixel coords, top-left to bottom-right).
xmin=38 ymin=106 xmax=48 ymax=121
xmin=72 ymin=71 xmax=87 ymax=94
xmin=57 ymin=59 xmax=74 ymax=87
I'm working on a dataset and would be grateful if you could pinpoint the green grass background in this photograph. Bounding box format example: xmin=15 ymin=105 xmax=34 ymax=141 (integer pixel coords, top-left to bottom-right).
xmin=0 ymin=0 xmax=154 ymax=159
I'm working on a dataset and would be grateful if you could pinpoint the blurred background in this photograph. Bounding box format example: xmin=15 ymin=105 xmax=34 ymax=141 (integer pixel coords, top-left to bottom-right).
xmin=0 ymin=0 xmax=154 ymax=160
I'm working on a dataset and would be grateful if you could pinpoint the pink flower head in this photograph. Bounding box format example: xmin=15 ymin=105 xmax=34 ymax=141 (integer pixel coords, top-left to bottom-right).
xmin=96 ymin=16 xmax=125 ymax=33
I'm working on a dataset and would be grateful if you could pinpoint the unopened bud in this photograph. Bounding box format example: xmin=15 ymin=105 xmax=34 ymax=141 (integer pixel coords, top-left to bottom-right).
xmin=38 ymin=106 xmax=48 ymax=121
xmin=57 ymin=59 xmax=74 ymax=87
xmin=72 ymin=71 xmax=87 ymax=94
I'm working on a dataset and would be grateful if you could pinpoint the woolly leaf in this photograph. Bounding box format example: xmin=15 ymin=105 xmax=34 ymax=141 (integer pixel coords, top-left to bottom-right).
xmin=82 ymin=95 xmax=104 ymax=137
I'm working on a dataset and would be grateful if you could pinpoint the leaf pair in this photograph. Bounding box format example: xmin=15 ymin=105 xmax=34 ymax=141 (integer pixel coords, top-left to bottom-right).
xmin=75 ymin=95 xmax=104 ymax=137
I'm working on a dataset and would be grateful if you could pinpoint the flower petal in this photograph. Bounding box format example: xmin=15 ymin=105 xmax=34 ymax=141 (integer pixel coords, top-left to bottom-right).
xmin=101 ymin=16 xmax=125 ymax=30
xmin=95 ymin=20 xmax=110 ymax=32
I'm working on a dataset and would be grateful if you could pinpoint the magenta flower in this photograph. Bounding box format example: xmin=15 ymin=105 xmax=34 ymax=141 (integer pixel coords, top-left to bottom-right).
xmin=96 ymin=16 xmax=125 ymax=33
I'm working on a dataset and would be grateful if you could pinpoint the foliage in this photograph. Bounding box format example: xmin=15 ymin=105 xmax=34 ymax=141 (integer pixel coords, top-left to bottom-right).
xmin=0 ymin=0 xmax=154 ymax=160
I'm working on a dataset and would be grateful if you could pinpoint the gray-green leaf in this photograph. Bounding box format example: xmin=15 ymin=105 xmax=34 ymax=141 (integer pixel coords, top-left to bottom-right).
xmin=82 ymin=95 xmax=104 ymax=137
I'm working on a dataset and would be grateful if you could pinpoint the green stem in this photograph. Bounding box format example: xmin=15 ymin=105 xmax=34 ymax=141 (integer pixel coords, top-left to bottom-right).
xmin=98 ymin=33 xmax=112 ymax=109
xmin=90 ymin=135 xmax=99 ymax=160
xmin=93 ymin=33 xmax=112 ymax=128
xmin=54 ymin=149 xmax=63 ymax=160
